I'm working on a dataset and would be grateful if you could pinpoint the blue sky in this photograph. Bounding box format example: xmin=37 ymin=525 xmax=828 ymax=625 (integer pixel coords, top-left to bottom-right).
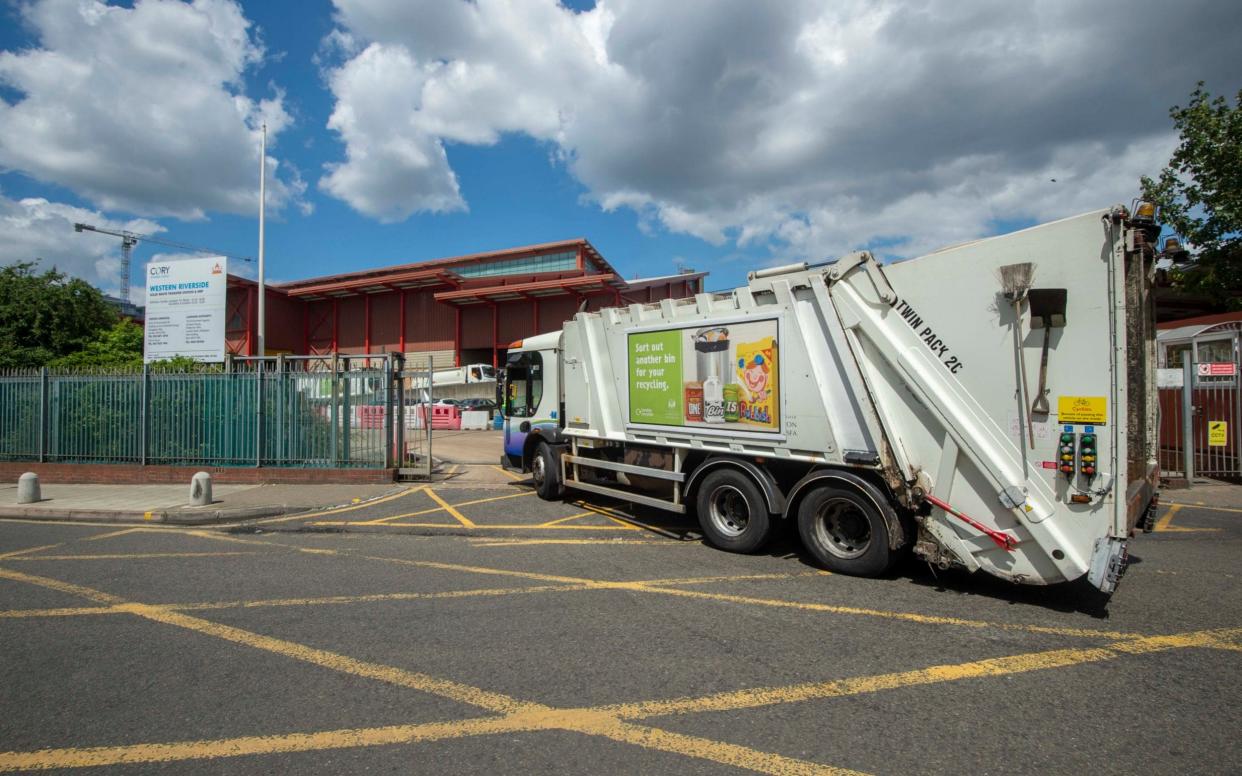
xmin=1 ymin=1 xmax=1239 ymax=299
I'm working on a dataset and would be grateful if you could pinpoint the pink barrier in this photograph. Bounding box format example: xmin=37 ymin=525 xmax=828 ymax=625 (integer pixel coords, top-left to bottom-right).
xmin=415 ymin=404 xmax=461 ymax=430
xmin=355 ymin=405 xmax=386 ymax=429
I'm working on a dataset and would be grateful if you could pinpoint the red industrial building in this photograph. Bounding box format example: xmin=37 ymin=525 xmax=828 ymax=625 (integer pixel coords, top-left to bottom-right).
xmin=223 ymin=239 xmax=706 ymax=367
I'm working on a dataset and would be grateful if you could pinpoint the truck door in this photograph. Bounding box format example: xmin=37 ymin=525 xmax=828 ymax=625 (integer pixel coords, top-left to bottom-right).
xmin=503 ymin=350 xmax=545 ymax=464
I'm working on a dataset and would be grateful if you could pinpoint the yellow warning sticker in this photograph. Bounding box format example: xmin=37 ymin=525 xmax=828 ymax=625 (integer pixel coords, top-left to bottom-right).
xmin=1057 ymin=396 xmax=1107 ymax=425
xmin=1209 ymin=421 xmax=1228 ymax=447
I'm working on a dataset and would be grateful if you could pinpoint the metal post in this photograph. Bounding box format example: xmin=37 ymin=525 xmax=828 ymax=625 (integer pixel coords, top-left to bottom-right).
xmin=384 ymin=353 xmax=394 ymax=468
xmin=38 ymin=367 xmax=49 ymax=463
xmin=330 ymin=353 xmax=339 ymax=465
xmin=223 ymin=354 xmax=234 ymax=463
xmin=257 ymin=123 xmax=267 ymax=357
xmin=1182 ymin=360 xmax=1195 ymax=484
xmin=276 ymin=354 xmax=285 ymax=466
xmin=425 ymin=356 xmax=434 ymax=476
xmin=140 ymin=363 xmax=150 ymax=466
xmin=342 ymin=357 xmax=351 ymax=465
xmin=256 ymin=358 xmax=265 ymax=467
xmin=393 ymin=352 xmax=405 ymax=469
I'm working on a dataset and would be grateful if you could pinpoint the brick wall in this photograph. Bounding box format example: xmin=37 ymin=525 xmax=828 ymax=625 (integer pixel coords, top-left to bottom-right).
xmin=0 ymin=463 xmax=395 ymax=485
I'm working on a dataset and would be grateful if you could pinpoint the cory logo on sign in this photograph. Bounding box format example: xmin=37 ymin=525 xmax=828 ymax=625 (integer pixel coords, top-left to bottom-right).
xmin=149 ymin=265 xmax=170 ymax=276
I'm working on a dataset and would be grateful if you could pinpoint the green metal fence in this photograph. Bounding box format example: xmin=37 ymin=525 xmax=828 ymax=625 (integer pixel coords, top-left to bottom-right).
xmin=0 ymin=359 xmax=401 ymax=469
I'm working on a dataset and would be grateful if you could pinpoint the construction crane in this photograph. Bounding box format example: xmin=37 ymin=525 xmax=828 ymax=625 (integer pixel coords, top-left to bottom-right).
xmin=73 ymin=222 xmax=253 ymax=304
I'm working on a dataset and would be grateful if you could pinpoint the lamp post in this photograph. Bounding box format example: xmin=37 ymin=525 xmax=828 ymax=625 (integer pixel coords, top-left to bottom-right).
xmin=257 ymin=122 xmax=266 ymax=357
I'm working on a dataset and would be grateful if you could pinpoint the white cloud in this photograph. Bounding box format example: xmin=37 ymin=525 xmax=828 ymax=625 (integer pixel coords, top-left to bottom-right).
xmin=0 ymin=0 xmax=304 ymax=220
xmin=0 ymin=193 xmax=162 ymax=297
xmin=321 ymin=0 xmax=1241 ymax=258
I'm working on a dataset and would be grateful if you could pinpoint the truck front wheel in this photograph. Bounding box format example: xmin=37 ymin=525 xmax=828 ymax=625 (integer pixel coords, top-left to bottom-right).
xmin=695 ymin=469 xmax=772 ymax=553
xmin=531 ymin=442 xmax=564 ymax=500
xmin=796 ymin=483 xmax=893 ymax=576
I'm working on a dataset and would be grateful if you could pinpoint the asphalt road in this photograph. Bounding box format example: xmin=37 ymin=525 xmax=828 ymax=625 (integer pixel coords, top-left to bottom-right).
xmin=1 ymin=479 xmax=1239 ymax=775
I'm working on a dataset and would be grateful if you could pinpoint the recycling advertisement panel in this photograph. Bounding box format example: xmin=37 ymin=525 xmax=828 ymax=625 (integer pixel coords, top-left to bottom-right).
xmin=627 ymin=319 xmax=779 ymax=432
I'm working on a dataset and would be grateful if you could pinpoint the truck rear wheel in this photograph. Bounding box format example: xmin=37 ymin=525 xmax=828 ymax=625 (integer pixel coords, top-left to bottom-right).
xmin=797 ymin=482 xmax=893 ymax=576
xmin=531 ymin=442 xmax=564 ymax=500
xmin=695 ymin=469 xmax=772 ymax=553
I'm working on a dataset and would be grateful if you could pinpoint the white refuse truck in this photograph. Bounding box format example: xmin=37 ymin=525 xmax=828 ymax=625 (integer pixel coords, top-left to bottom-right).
xmin=501 ymin=205 xmax=1163 ymax=594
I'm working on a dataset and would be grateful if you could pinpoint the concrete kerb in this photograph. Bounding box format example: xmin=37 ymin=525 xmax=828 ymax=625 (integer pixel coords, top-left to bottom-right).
xmin=0 ymin=504 xmax=305 ymax=525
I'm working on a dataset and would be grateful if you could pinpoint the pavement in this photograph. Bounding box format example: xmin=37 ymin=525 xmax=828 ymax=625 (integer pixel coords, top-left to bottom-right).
xmin=0 ymin=477 xmax=1238 ymax=774
xmin=431 ymin=429 xmax=505 ymax=464
xmin=0 ymin=481 xmax=408 ymax=524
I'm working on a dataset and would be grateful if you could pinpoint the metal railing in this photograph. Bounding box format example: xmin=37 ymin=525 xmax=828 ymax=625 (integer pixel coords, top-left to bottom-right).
xmin=0 ymin=353 xmax=434 ymax=470
xmin=1157 ymin=360 xmax=1242 ymax=482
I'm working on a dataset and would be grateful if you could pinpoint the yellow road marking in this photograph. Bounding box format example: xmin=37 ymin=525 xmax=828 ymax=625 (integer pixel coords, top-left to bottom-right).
xmin=0 ymin=518 xmax=156 ymax=528
xmin=0 ymin=605 xmax=120 ymax=619
xmin=248 ymin=487 xmax=424 ymax=525
xmin=0 ymin=543 xmax=62 ymax=559
xmin=597 ymin=627 xmax=1242 ymax=721
xmin=0 ymin=567 xmax=848 ymax=774
xmin=424 ymin=488 xmax=476 ymax=528
xmin=116 ymin=602 xmax=535 ymax=714
xmin=535 ymin=511 xmax=598 ymax=527
xmin=0 ymin=585 xmax=590 ymax=619
xmin=0 ymin=717 xmax=537 ymax=772
xmin=492 ymin=464 xmax=524 ymax=481
xmin=634 ymin=583 xmax=1139 ymax=640
xmin=357 ymin=522 xmax=643 ymax=531
xmin=571 ymin=500 xmax=683 ymax=536
xmin=2 ymin=561 xmax=1239 ymax=775
xmin=9 ymin=551 xmax=257 ymax=562
xmin=0 ymin=567 xmax=125 ymax=605
xmin=471 ymin=538 xmax=673 ymax=547
xmin=83 ymin=527 xmax=146 ymax=542
xmin=4 ymin=623 xmax=1240 ymax=773
xmin=1161 ymin=501 xmax=1242 ymax=514
xmin=315 ymin=490 xmax=536 ymax=526
xmin=1154 ymin=504 xmax=1222 ymax=533
xmin=0 ymin=705 xmax=850 ymax=775
xmin=636 ymin=572 xmax=828 ymax=586
xmin=179 ymin=529 xmax=276 ymax=547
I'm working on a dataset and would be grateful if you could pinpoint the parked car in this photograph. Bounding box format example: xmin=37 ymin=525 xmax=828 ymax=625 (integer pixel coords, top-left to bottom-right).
xmin=458 ymin=398 xmax=498 ymax=414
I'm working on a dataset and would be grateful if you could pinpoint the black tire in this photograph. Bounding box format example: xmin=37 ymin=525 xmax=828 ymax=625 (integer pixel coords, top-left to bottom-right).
xmin=531 ymin=442 xmax=564 ymax=500
xmin=694 ymin=468 xmax=773 ymax=553
xmin=796 ymin=481 xmax=894 ymax=576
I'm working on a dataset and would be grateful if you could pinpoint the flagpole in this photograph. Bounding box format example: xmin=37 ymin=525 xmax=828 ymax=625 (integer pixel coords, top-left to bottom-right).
xmin=257 ymin=122 xmax=266 ymax=357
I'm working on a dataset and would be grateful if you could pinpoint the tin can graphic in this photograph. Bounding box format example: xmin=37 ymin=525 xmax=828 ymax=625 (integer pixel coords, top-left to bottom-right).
xmin=684 ymin=382 xmax=704 ymax=422
xmin=723 ymin=383 xmax=740 ymax=422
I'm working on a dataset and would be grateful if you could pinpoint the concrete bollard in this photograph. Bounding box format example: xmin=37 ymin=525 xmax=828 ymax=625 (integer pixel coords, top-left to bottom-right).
xmin=17 ymin=472 xmax=41 ymax=504
xmin=189 ymin=472 xmax=213 ymax=507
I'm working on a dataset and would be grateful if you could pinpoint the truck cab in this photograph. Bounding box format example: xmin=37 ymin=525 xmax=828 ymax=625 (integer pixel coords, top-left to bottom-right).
xmin=501 ymin=332 xmax=563 ymax=484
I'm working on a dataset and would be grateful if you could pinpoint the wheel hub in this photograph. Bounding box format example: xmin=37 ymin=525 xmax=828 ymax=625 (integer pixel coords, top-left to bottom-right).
xmin=814 ymin=499 xmax=871 ymax=559
xmin=708 ymin=485 xmax=750 ymax=538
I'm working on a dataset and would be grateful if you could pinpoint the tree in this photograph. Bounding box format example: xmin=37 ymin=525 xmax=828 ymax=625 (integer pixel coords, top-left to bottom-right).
xmin=1141 ymin=83 xmax=1242 ymax=307
xmin=0 ymin=262 xmax=119 ymax=368
xmin=48 ymin=319 xmax=145 ymax=369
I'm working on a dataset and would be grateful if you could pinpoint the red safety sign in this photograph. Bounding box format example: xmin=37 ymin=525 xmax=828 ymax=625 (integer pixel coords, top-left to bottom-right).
xmin=1197 ymin=362 xmax=1237 ymax=376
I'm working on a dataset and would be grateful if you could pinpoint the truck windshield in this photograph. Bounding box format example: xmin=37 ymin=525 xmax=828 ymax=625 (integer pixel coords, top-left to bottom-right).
xmin=505 ymin=352 xmax=543 ymax=418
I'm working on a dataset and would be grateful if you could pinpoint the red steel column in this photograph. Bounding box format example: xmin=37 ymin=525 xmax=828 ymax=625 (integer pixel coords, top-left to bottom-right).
xmin=332 ymin=298 xmax=339 ymax=353
xmin=364 ymin=294 xmax=371 ymax=364
xmin=532 ymin=299 xmax=539 ymax=334
xmin=399 ymin=290 xmax=406 ymax=354
xmin=491 ymin=302 xmax=499 ymax=368
xmin=454 ymin=307 xmax=461 ymax=367
xmin=247 ymin=285 xmax=256 ymax=356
